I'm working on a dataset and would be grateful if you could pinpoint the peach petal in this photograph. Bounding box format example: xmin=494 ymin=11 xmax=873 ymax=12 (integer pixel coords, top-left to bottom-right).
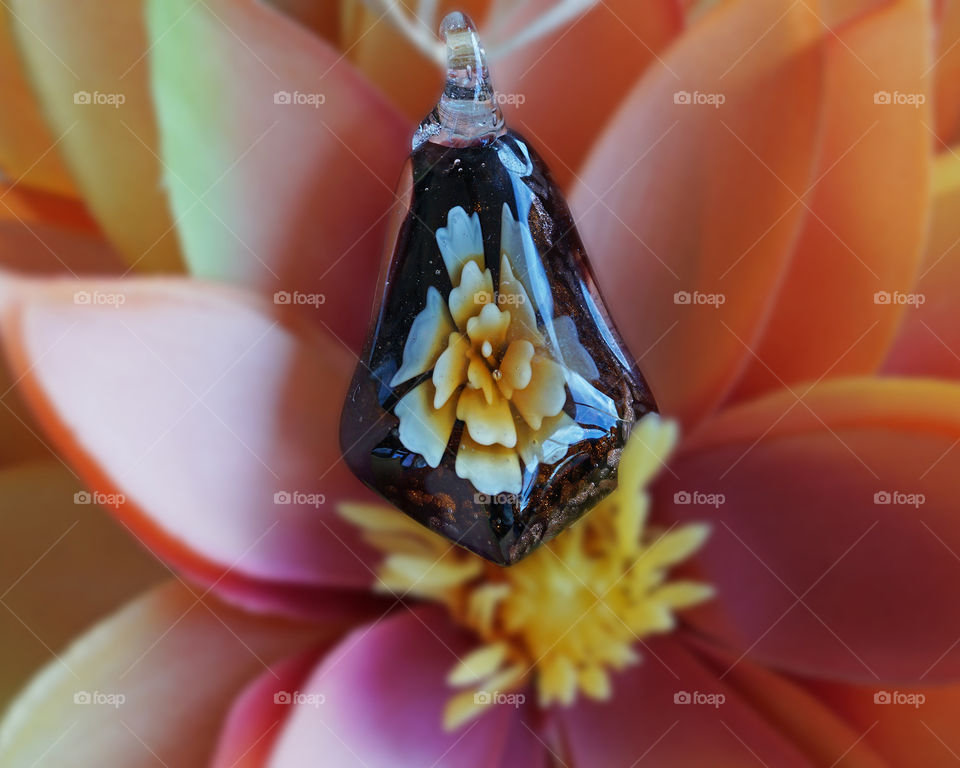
xmin=455 ymin=434 xmax=521 ymax=496
xmin=498 ymin=339 xmax=534 ymax=399
xmin=456 ymin=387 xmax=517 ymax=448
xmin=572 ymin=0 xmax=825 ymax=427
xmin=390 ymin=286 xmax=455 ymax=387
xmin=729 ymin=0 xmax=932 ymax=402
xmin=448 ymin=261 xmax=494 ymax=329
xmin=433 ymin=331 xmax=470 ymax=408
xmin=0 ymin=276 xmax=384 ymax=602
xmin=510 ymin=355 xmax=566 ymax=430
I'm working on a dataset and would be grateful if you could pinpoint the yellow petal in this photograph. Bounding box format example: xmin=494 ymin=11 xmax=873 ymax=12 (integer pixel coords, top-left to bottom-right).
xmin=432 ymin=331 xmax=469 ymax=408
xmin=390 ymin=286 xmax=454 ymax=387
xmin=497 ymin=339 xmax=534 ymax=399
xmin=447 ymin=642 xmax=510 ymax=687
xmin=466 ymin=351 xmax=497 ymax=405
xmin=395 ymin=380 xmax=456 ymax=467
xmin=455 ymin=435 xmax=522 ymax=496
xmin=448 ymin=261 xmax=493 ymax=329
xmin=465 ymin=302 xmax=511 ymax=353
xmin=457 ymin=388 xmax=517 ymax=448
xmin=511 ymin=355 xmax=567 ymax=430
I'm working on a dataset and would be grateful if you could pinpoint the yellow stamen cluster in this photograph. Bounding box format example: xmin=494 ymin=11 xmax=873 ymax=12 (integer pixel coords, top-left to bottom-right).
xmin=339 ymin=414 xmax=712 ymax=730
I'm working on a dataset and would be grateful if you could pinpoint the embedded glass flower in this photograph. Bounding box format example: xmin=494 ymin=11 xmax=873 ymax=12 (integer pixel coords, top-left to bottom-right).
xmin=390 ymin=205 xmax=582 ymax=497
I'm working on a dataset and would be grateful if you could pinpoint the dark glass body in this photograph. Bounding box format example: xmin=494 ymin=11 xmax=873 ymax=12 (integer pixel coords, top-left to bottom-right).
xmin=340 ymin=130 xmax=656 ymax=565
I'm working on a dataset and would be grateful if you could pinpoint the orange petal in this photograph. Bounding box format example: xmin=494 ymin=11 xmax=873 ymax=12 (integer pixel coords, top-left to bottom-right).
xmin=933 ymin=0 xmax=960 ymax=147
xmin=0 ymin=582 xmax=331 ymax=766
xmin=495 ymin=0 xmax=684 ymax=189
xmin=0 ymin=461 xmax=166 ymax=704
xmin=6 ymin=0 xmax=183 ymax=272
xmin=147 ymin=0 xmax=410 ymax=351
xmin=884 ymin=148 xmax=960 ymax=378
xmin=659 ymin=378 xmax=960 ymax=682
xmin=0 ymin=275 xmax=383 ymax=605
xmin=0 ymin=7 xmax=74 ymax=196
xmin=572 ymin=0 xmax=826 ymax=427
xmin=729 ymin=0 xmax=932 ymax=402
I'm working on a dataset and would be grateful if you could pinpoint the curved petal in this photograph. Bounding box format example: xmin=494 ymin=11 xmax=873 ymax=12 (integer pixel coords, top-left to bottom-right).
xmin=657 ymin=378 xmax=960 ymax=683
xmin=510 ymin=355 xmax=566 ymax=430
xmin=729 ymin=0 xmax=932 ymax=402
xmin=557 ymin=636 xmax=814 ymax=767
xmin=0 ymin=582 xmax=330 ymax=767
xmin=6 ymin=0 xmax=183 ymax=272
xmin=433 ymin=332 xmax=470 ymax=407
xmin=0 ymin=461 xmax=165 ymax=705
xmin=457 ymin=387 xmax=516 ymax=447
xmin=210 ymin=651 xmax=325 ymax=768
xmin=455 ymin=434 xmax=521 ymax=496
xmin=494 ymin=0 xmax=684 ymax=189
xmin=449 ymin=262 xmax=493 ymax=329
xmin=267 ymin=606 xmax=544 ymax=767
xmin=390 ymin=286 xmax=455 ymax=387
xmin=147 ymin=0 xmax=410 ymax=351
xmin=883 ymin=148 xmax=960 ymax=378
xmin=0 ymin=8 xmax=74 ymax=196
xmin=808 ymin=679 xmax=960 ymax=768
xmin=0 ymin=275 xmax=384 ymax=607
xmin=396 ymin=380 xmax=457 ymax=467
xmin=572 ymin=0 xmax=825 ymax=427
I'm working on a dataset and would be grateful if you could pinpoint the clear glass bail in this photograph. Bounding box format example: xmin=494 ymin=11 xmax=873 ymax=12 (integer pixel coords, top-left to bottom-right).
xmin=413 ymin=12 xmax=505 ymax=149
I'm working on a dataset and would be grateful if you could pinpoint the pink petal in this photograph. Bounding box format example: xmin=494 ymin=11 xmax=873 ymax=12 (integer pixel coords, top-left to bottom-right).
xmin=557 ymin=636 xmax=813 ymax=767
xmin=0 ymin=276 xmax=384 ymax=613
xmin=147 ymin=0 xmax=411 ymax=352
xmin=268 ymin=605 xmax=544 ymax=767
xmin=571 ymin=0 xmax=825 ymax=427
xmin=0 ymin=582 xmax=331 ymax=766
xmin=211 ymin=651 xmax=324 ymax=768
xmin=657 ymin=378 xmax=960 ymax=682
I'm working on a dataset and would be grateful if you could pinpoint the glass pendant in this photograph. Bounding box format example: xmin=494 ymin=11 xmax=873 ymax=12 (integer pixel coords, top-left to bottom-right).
xmin=340 ymin=12 xmax=657 ymax=566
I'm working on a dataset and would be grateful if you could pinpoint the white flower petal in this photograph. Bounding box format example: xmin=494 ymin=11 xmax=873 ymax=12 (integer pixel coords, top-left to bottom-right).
xmin=433 ymin=332 xmax=470 ymax=408
xmin=396 ymin=381 xmax=456 ymax=468
xmin=436 ymin=206 xmax=484 ymax=284
xmin=457 ymin=388 xmax=517 ymax=448
xmin=390 ymin=286 xmax=455 ymax=387
xmin=511 ymin=355 xmax=568 ymax=430
xmin=517 ymin=411 xmax=585 ymax=468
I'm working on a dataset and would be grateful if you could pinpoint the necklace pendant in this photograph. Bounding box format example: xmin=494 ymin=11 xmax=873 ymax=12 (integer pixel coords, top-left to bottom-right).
xmin=340 ymin=12 xmax=656 ymax=565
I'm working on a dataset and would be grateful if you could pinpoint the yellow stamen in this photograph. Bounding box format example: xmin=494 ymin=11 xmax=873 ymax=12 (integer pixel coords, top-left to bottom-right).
xmin=339 ymin=413 xmax=713 ymax=730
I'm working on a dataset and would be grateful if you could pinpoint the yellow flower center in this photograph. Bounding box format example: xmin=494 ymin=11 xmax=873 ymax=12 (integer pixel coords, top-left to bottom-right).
xmin=339 ymin=414 xmax=713 ymax=730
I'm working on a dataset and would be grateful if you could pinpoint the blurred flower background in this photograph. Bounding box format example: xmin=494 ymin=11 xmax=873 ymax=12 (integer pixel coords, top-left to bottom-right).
xmin=1 ymin=0 xmax=960 ymax=765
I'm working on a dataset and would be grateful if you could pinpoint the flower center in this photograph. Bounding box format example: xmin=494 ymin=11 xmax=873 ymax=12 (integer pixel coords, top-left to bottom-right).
xmin=340 ymin=414 xmax=713 ymax=729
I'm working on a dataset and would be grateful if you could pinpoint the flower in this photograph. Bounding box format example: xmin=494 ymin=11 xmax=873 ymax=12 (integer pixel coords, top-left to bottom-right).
xmin=391 ymin=205 xmax=582 ymax=495
xmin=343 ymin=412 xmax=713 ymax=729
xmin=0 ymin=0 xmax=959 ymax=766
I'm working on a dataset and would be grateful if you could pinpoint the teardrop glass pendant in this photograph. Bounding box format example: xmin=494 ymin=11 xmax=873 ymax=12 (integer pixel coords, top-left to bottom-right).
xmin=340 ymin=12 xmax=657 ymax=566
